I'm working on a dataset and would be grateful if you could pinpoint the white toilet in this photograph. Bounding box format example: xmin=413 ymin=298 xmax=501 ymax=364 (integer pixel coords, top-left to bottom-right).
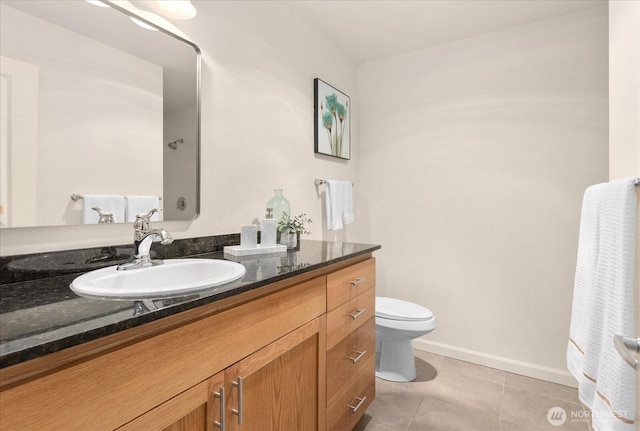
xmin=375 ymin=297 xmax=436 ymax=382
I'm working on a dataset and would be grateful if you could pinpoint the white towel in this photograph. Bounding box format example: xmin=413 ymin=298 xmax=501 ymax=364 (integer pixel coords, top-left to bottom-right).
xmin=567 ymin=178 xmax=637 ymax=431
xmin=325 ymin=180 xmax=354 ymax=231
xmin=81 ymin=195 xmax=126 ymax=224
xmin=125 ymin=195 xmax=161 ymax=222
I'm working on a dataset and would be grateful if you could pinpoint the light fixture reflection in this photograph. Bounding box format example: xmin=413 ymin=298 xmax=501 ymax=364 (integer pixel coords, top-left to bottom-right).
xmin=130 ymin=17 xmax=159 ymax=31
xmin=85 ymin=0 xmax=109 ymax=7
xmin=153 ymin=0 xmax=197 ymax=20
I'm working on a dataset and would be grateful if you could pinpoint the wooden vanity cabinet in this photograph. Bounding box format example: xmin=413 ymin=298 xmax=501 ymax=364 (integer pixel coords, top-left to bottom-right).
xmin=325 ymin=258 xmax=376 ymax=431
xmin=118 ymin=318 xmax=322 ymax=431
xmin=117 ymin=372 xmax=225 ymax=431
xmin=0 ymin=255 xmax=377 ymax=431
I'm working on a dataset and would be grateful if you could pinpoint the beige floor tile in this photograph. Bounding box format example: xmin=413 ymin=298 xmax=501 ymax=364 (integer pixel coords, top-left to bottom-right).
xmin=419 ymin=366 xmax=504 ymax=416
xmin=354 ymin=415 xmax=399 ymax=431
xmin=362 ymin=351 xmax=596 ymax=431
xmin=504 ymin=372 xmax=582 ymax=405
xmin=500 ymin=386 xmax=590 ymax=431
xmin=414 ymin=350 xmax=445 ymax=368
xmin=407 ymin=394 xmax=500 ymax=431
xmin=439 ymin=357 xmax=506 ymax=385
xmin=366 ymin=379 xmax=425 ymax=431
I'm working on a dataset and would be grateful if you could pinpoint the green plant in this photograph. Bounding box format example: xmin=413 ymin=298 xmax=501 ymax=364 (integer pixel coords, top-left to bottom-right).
xmin=277 ymin=212 xmax=312 ymax=234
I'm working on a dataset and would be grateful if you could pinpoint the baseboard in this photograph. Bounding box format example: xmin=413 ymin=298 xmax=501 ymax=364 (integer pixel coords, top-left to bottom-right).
xmin=413 ymin=338 xmax=578 ymax=388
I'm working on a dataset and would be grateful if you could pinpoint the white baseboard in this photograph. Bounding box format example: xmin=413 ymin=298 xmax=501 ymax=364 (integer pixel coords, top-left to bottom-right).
xmin=413 ymin=338 xmax=578 ymax=388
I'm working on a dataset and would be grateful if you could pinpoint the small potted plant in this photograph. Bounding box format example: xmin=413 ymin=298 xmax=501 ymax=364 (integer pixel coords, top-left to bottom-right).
xmin=277 ymin=212 xmax=312 ymax=249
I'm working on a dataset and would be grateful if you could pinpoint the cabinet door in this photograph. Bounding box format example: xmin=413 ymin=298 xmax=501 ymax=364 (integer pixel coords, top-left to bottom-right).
xmin=225 ymin=318 xmax=322 ymax=431
xmin=116 ymin=372 xmax=225 ymax=431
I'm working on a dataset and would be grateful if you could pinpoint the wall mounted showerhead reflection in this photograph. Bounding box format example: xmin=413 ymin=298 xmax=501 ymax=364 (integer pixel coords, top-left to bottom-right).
xmin=167 ymin=138 xmax=183 ymax=150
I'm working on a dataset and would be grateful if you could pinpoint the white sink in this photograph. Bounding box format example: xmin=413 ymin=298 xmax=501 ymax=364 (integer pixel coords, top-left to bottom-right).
xmin=70 ymin=259 xmax=246 ymax=299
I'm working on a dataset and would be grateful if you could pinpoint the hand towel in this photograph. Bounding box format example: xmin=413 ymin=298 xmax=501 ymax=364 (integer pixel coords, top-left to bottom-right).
xmin=125 ymin=195 xmax=160 ymax=222
xmin=81 ymin=195 xmax=126 ymax=224
xmin=325 ymin=180 xmax=354 ymax=231
xmin=567 ymin=178 xmax=637 ymax=431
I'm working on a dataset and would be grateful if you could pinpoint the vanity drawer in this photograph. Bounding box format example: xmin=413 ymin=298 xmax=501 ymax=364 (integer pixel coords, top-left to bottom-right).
xmin=326 ymin=318 xmax=375 ymax=407
xmin=350 ymin=369 xmax=375 ymax=430
xmin=326 ymin=351 xmax=375 ymax=431
xmin=327 ymin=258 xmax=375 ymax=311
xmin=349 ymin=287 xmax=375 ymax=334
xmin=326 ymin=287 xmax=375 ymax=350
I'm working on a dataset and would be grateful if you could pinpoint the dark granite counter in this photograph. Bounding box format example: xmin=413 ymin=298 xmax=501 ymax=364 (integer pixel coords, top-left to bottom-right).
xmin=0 ymin=239 xmax=380 ymax=369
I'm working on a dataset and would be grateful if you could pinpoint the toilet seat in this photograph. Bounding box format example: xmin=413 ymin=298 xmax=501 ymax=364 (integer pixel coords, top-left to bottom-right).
xmin=375 ymin=297 xmax=433 ymax=322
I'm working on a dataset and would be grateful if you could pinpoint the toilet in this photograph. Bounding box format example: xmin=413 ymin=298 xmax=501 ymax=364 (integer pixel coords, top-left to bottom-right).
xmin=375 ymin=297 xmax=436 ymax=382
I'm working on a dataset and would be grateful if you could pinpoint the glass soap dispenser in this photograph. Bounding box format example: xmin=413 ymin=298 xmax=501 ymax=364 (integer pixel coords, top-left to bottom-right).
xmin=266 ymin=189 xmax=290 ymax=222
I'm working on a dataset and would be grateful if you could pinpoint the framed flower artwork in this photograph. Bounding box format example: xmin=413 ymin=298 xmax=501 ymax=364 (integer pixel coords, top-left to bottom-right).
xmin=314 ymin=78 xmax=350 ymax=160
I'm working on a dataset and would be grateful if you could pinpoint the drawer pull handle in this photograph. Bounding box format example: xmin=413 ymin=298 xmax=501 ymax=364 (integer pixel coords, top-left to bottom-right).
xmin=350 ymin=308 xmax=366 ymax=319
xmin=231 ymin=377 xmax=243 ymax=425
xmin=213 ymin=386 xmax=225 ymax=430
xmin=348 ymin=350 xmax=367 ymax=363
xmin=350 ymin=277 xmax=366 ymax=286
xmin=349 ymin=396 xmax=367 ymax=413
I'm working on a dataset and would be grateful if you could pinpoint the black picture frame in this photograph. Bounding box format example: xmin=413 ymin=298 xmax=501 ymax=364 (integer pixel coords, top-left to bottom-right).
xmin=314 ymin=78 xmax=350 ymax=160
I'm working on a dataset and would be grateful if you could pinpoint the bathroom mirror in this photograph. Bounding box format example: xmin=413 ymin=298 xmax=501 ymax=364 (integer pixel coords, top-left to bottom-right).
xmin=0 ymin=0 xmax=200 ymax=228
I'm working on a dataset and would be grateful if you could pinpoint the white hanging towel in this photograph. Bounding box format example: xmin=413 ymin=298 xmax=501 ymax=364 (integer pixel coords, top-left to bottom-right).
xmin=125 ymin=195 xmax=160 ymax=222
xmin=325 ymin=180 xmax=354 ymax=231
xmin=567 ymin=178 xmax=637 ymax=431
xmin=81 ymin=195 xmax=126 ymax=224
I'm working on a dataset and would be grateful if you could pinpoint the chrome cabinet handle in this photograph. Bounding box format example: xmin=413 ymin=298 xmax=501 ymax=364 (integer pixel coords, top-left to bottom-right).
xmin=350 ymin=277 xmax=366 ymax=286
xmin=231 ymin=377 xmax=244 ymax=425
xmin=350 ymin=309 xmax=366 ymax=320
xmin=348 ymin=396 xmax=367 ymax=413
xmin=213 ymin=386 xmax=225 ymax=430
xmin=614 ymin=335 xmax=639 ymax=370
xmin=347 ymin=350 xmax=367 ymax=364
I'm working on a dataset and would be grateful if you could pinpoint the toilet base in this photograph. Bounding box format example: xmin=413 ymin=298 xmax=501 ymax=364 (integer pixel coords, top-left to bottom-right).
xmin=375 ymin=335 xmax=417 ymax=382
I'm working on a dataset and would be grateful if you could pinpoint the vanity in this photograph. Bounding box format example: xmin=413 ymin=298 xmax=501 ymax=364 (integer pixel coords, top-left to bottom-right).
xmin=0 ymin=239 xmax=380 ymax=431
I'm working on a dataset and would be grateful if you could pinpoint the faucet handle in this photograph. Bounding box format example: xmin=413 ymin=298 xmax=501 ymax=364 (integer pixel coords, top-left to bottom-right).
xmin=92 ymin=207 xmax=114 ymax=224
xmin=134 ymin=208 xmax=162 ymax=234
xmin=136 ymin=208 xmax=162 ymax=221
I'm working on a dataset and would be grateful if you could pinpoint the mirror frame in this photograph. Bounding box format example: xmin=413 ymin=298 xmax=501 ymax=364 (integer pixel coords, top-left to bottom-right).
xmin=104 ymin=0 xmax=202 ymax=222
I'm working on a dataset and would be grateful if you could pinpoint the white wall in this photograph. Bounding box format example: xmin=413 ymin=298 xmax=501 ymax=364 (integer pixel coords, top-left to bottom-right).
xmin=609 ymin=0 xmax=640 ymax=180
xmin=0 ymin=1 xmax=357 ymax=254
xmin=355 ymin=7 xmax=609 ymax=385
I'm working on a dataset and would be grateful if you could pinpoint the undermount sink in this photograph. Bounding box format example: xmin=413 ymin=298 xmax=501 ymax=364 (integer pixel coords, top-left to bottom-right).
xmin=70 ymin=259 xmax=246 ymax=299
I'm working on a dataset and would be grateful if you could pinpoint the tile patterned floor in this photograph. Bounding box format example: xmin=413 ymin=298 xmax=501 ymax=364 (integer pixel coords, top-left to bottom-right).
xmin=354 ymin=350 xmax=592 ymax=431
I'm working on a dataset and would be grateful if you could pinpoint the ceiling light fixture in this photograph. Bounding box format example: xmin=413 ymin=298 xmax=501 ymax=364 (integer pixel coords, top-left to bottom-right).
xmin=153 ymin=0 xmax=197 ymax=20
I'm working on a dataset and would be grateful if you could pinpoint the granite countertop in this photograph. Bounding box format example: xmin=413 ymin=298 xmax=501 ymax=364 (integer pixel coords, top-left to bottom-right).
xmin=0 ymin=239 xmax=380 ymax=369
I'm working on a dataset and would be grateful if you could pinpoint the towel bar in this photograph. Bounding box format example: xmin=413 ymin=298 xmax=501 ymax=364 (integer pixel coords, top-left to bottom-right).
xmin=71 ymin=194 xmax=162 ymax=201
xmin=614 ymin=335 xmax=639 ymax=370
xmin=314 ymin=179 xmax=354 ymax=187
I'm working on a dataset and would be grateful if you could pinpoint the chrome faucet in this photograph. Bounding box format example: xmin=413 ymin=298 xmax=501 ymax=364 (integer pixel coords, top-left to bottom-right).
xmin=117 ymin=208 xmax=173 ymax=271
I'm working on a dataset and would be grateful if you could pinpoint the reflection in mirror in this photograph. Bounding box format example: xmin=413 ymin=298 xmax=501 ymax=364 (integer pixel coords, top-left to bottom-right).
xmin=0 ymin=0 xmax=200 ymax=228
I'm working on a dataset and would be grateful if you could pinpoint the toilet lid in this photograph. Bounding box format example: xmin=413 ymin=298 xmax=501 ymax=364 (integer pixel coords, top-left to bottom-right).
xmin=375 ymin=297 xmax=434 ymax=321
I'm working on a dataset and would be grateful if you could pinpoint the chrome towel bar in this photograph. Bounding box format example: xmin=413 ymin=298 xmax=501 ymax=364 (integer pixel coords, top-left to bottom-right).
xmin=614 ymin=335 xmax=639 ymax=370
xmin=314 ymin=179 xmax=354 ymax=186
xmin=71 ymin=194 xmax=162 ymax=201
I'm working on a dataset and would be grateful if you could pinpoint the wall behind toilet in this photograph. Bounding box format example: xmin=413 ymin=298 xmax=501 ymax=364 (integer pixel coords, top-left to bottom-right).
xmin=355 ymin=6 xmax=609 ymax=384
